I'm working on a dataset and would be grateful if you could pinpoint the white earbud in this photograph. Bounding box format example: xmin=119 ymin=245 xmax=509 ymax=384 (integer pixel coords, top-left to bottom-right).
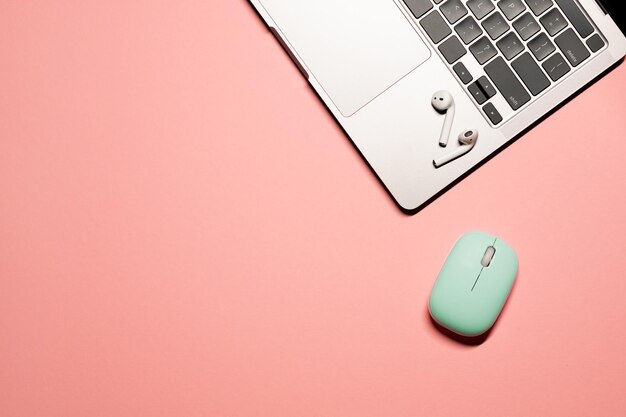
xmin=431 ymin=90 xmax=455 ymax=147
xmin=433 ymin=129 xmax=478 ymax=168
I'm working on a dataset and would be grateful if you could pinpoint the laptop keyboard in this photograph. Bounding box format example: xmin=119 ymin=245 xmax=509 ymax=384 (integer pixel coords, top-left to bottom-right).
xmin=402 ymin=0 xmax=606 ymax=125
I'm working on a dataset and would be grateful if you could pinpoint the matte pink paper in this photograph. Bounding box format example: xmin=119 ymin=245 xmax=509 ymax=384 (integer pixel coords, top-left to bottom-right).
xmin=1 ymin=2 xmax=626 ymax=416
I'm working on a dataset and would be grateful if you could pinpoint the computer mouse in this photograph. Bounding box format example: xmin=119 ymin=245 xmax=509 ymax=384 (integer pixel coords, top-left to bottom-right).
xmin=429 ymin=231 xmax=519 ymax=337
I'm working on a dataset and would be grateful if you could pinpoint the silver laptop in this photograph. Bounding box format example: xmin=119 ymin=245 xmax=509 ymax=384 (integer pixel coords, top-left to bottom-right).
xmin=249 ymin=0 xmax=626 ymax=212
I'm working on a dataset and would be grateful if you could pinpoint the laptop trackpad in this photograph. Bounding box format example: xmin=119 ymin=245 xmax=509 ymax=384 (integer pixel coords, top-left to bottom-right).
xmin=260 ymin=0 xmax=430 ymax=117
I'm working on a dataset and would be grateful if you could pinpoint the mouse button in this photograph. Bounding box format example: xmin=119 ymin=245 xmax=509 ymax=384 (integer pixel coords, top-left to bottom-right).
xmin=481 ymin=246 xmax=496 ymax=267
xmin=491 ymin=239 xmax=519 ymax=273
xmin=440 ymin=248 xmax=482 ymax=286
xmin=442 ymin=232 xmax=494 ymax=282
xmin=453 ymin=231 xmax=497 ymax=262
xmin=479 ymin=239 xmax=519 ymax=291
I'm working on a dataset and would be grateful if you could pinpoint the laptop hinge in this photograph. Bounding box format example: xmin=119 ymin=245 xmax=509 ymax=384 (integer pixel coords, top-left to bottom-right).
xmin=594 ymin=0 xmax=607 ymax=14
xmin=594 ymin=0 xmax=626 ymax=35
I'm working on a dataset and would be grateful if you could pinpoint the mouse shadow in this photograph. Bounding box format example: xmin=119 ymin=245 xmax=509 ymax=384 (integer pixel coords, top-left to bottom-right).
xmin=426 ymin=309 xmax=491 ymax=346
xmin=425 ymin=269 xmax=520 ymax=347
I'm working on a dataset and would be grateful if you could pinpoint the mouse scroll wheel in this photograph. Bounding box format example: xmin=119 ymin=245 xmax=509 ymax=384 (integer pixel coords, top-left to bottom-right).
xmin=481 ymin=246 xmax=496 ymax=267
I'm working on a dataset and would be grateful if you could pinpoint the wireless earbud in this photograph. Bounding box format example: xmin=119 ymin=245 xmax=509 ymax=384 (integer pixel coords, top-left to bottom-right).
xmin=431 ymin=90 xmax=455 ymax=147
xmin=433 ymin=129 xmax=478 ymax=168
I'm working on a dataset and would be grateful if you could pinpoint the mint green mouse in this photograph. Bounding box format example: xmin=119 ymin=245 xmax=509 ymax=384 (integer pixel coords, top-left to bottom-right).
xmin=429 ymin=231 xmax=519 ymax=337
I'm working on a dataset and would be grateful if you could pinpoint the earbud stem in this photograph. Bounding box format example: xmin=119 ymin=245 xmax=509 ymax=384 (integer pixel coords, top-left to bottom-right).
xmin=439 ymin=105 xmax=455 ymax=147
xmin=433 ymin=142 xmax=474 ymax=168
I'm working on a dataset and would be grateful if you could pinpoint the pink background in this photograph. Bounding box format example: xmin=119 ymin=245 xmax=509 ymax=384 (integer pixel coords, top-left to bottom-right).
xmin=2 ymin=1 xmax=626 ymax=416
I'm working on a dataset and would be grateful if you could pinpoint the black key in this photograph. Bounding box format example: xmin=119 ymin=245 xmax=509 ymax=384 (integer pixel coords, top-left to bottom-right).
xmin=485 ymin=57 xmax=531 ymax=110
xmin=468 ymin=82 xmax=488 ymax=104
xmin=499 ymin=0 xmax=526 ymax=21
xmin=483 ymin=102 xmax=503 ymax=124
xmin=403 ymin=0 xmax=434 ymax=19
xmin=482 ymin=12 xmax=510 ymax=40
xmin=453 ymin=62 xmax=474 ymax=84
xmin=477 ymin=76 xmax=497 ymax=98
xmin=455 ymin=16 xmax=483 ymax=44
xmin=555 ymin=28 xmax=590 ymax=67
xmin=497 ymin=32 xmax=525 ymax=60
xmin=514 ymin=13 xmax=540 ymax=40
xmin=555 ymin=0 xmax=594 ymax=38
xmin=440 ymin=0 xmax=468 ymax=24
xmin=586 ymin=34 xmax=605 ymax=53
xmin=439 ymin=36 xmax=467 ymax=63
xmin=528 ymin=33 xmax=555 ymax=61
xmin=470 ymin=36 xmax=498 ymax=64
xmin=524 ymin=0 xmax=553 ymax=16
xmin=512 ymin=52 xmax=551 ymax=95
xmin=542 ymin=52 xmax=571 ymax=81
xmin=420 ymin=10 xmax=452 ymax=44
xmin=467 ymin=0 xmax=495 ymax=20
xmin=540 ymin=8 xmax=567 ymax=36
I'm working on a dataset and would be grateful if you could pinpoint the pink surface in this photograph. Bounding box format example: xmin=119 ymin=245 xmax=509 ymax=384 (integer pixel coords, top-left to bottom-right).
xmin=1 ymin=2 xmax=626 ymax=416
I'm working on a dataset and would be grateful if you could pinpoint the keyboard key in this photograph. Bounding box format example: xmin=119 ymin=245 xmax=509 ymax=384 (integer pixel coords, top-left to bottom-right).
xmin=420 ymin=10 xmax=452 ymax=44
xmin=586 ymin=34 xmax=605 ymax=53
xmin=540 ymin=8 xmax=567 ymax=36
xmin=542 ymin=52 xmax=571 ymax=81
xmin=403 ymin=0 xmax=433 ymax=19
xmin=470 ymin=36 xmax=497 ymax=64
xmin=467 ymin=0 xmax=495 ymax=20
xmin=512 ymin=52 xmax=551 ymax=95
xmin=498 ymin=0 xmax=526 ymax=21
xmin=555 ymin=0 xmax=594 ymax=38
xmin=524 ymin=0 xmax=553 ymax=16
xmin=528 ymin=33 xmax=556 ymax=61
xmin=513 ymin=12 xmax=540 ymax=40
xmin=434 ymin=0 xmax=444 ymax=3
xmin=439 ymin=35 xmax=467 ymax=63
xmin=482 ymin=12 xmax=510 ymax=40
xmin=453 ymin=62 xmax=473 ymax=84
xmin=468 ymin=82 xmax=488 ymax=104
xmin=455 ymin=16 xmax=483 ymax=44
xmin=555 ymin=28 xmax=590 ymax=66
xmin=477 ymin=76 xmax=497 ymax=98
xmin=497 ymin=32 xmax=525 ymax=60
xmin=485 ymin=57 xmax=531 ymax=110
xmin=483 ymin=102 xmax=503 ymax=124
xmin=440 ymin=0 xmax=468 ymax=24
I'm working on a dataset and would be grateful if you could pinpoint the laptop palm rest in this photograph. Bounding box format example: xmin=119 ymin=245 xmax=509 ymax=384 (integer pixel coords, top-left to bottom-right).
xmin=260 ymin=0 xmax=431 ymax=117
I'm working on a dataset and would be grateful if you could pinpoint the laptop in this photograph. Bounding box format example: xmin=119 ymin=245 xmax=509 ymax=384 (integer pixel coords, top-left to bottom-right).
xmin=249 ymin=0 xmax=626 ymax=212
